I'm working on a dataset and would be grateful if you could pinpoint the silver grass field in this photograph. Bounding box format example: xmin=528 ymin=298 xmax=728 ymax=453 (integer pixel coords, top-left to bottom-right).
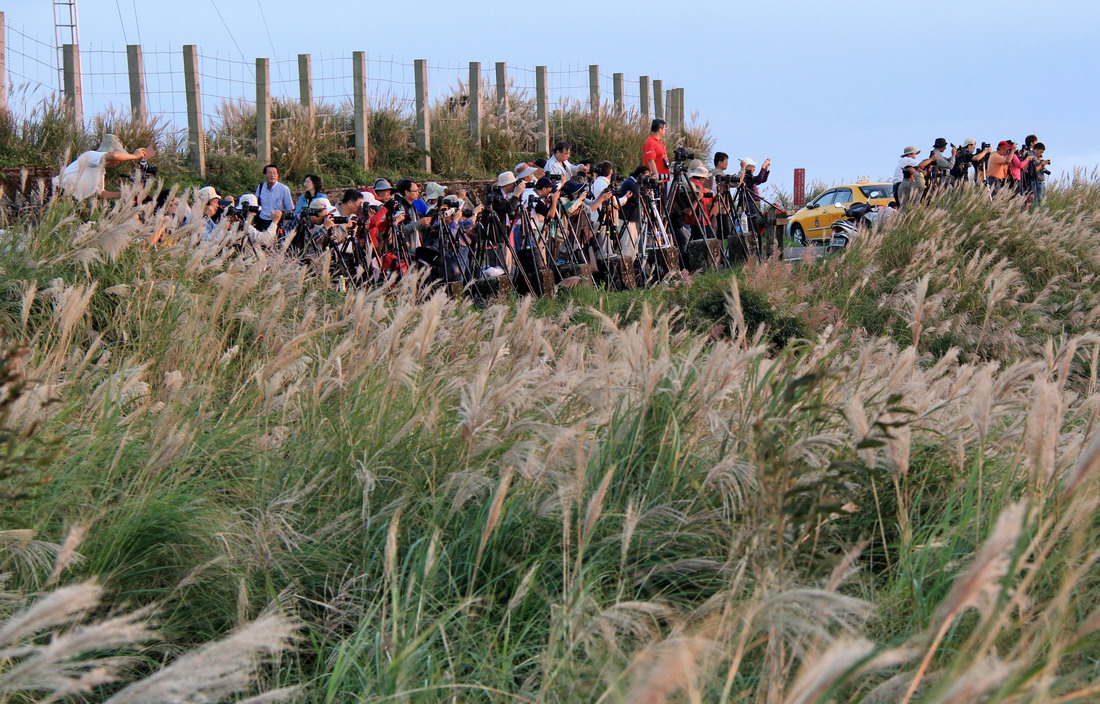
xmin=0 ymin=174 xmax=1099 ymax=702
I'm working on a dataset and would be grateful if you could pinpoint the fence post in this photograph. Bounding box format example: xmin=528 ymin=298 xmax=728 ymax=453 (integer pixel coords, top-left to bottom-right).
xmin=352 ymin=51 xmax=369 ymax=171
xmin=668 ymin=89 xmax=680 ymax=131
xmin=298 ymin=54 xmax=313 ymax=113
xmin=588 ymin=65 xmax=600 ymax=115
xmin=535 ymin=65 xmax=549 ymax=156
xmin=612 ymin=73 xmax=624 ymax=114
xmin=652 ymin=79 xmax=663 ymax=123
xmin=495 ymin=62 xmax=508 ymax=127
xmin=125 ymin=45 xmax=146 ymax=121
xmin=414 ymin=59 xmax=431 ymax=173
xmin=639 ymin=76 xmax=650 ymax=121
xmin=468 ymin=61 xmax=480 ymax=154
xmin=62 ymin=44 xmax=83 ymax=125
xmin=182 ymin=44 xmax=205 ymax=177
xmin=664 ymin=90 xmax=672 ymax=124
xmin=256 ymin=58 xmax=271 ymax=165
xmin=0 ymin=13 xmax=9 ymax=114
xmin=676 ymin=88 xmax=685 ymax=129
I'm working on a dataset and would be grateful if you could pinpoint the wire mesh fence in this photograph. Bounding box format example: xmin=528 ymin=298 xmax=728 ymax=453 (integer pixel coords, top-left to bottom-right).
xmin=3 ymin=17 xmax=682 ymax=172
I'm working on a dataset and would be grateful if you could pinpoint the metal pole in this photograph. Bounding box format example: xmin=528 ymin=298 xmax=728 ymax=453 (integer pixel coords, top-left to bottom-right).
xmin=352 ymin=51 xmax=369 ymax=170
xmin=182 ymin=44 xmax=205 ymax=177
xmin=126 ymin=44 xmax=146 ymax=121
xmin=414 ymin=59 xmax=431 ymax=173
xmin=256 ymin=57 xmax=271 ymax=165
xmin=535 ymin=65 xmax=549 ymax=156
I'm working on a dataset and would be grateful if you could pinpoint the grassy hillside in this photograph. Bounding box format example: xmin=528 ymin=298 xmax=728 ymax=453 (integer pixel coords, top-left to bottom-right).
xmin=1 ymin=178 xmax=1099 ymax=702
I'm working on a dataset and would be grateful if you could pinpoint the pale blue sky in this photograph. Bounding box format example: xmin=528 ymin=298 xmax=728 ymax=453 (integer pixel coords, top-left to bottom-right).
xmin=5 ymin=0 xmax=1099 ymax=195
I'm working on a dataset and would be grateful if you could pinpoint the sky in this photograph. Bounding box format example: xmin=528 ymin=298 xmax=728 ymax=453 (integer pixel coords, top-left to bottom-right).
xmin=5 ymin=0 xmax=1100 ymax=197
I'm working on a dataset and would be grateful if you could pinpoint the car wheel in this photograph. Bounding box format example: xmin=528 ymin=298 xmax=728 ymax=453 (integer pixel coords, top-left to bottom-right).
xmin=791 ymin=224 xmax=807 ymax=246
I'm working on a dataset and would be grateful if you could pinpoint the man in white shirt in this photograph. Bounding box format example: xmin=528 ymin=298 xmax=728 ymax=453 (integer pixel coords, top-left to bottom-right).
xmin=253 ymin=164 xmax=293 ymax=230
xmin=54 ymin=134 xmax=150 ymax=200
xmin=892 ymin=146 xmax=934 ymax=202
xmin=544 ymin=141 xmax=584 ymax=180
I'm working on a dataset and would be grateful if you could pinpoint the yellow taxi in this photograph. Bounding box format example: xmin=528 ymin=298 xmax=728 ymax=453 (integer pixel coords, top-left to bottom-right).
xmin=788 ymin=181 xmax=894 ymax=244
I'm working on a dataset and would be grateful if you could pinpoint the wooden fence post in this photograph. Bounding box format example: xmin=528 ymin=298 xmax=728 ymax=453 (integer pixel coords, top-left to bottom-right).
xmin=182 ymin=44 xmax=205 ymax=177
xmin=588 ymin=64 xmax=600 ymax=115
xmin=468 ymin=61 xmax=480 ymax=154
xmin=126 ymin=45 xmax=146 ymax=121
xmin=676 ymin=88 xmax=685 ymax=128
xmin=298 ymin=54 xmax=313 ymax=112
xmin=62 ymin=44 xmax=83 ymax=125
xmin=613 ymin=73 xmax=624 ymax=114
xmin=535 ymin=65 xmax=549 ymax=156
xmin=665 ymin=89 xmax=672 ymax=124
xmin=0 ymin=13 xmax=6 ymax=114
xmin=256 ymin=57 xmax=271 ymax=165
xmin=414 ymin=59 xmax=431 ymax=173
xmin=352 ymin=51 xmax=369 ymax=170
xmin=639 ymin=76 xmax=650 ymax=121
xmin=668 ymin=88 xmax=679 ymax=131
xmin=495 ymin=62 xmax=508 ymax=127
xmin=652 ymin=79 xmax=663 ymax=123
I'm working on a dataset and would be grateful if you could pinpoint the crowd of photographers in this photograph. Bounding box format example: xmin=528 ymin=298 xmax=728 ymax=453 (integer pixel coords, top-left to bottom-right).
xmin=51 ymin=119 xmax=781 ymax=290
xmin=891 ymin=135 xmax=1051 ymax=209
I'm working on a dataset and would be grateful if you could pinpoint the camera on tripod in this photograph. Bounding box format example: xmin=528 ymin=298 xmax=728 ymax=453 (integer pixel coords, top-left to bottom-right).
xmin=672 ymin=147 xmax=695 ymax=162
xmin=226 ymin=204 xmax=261 ymax=218
xmin=136 ymin=158 xmax=158 ymax=177
xmin=714 ymin=173 xmax=741 ymax=185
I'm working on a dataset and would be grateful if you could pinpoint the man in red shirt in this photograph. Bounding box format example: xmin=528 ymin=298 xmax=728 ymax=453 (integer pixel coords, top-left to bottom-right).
xmin=642 ymin=119 xmax=670 ymax=177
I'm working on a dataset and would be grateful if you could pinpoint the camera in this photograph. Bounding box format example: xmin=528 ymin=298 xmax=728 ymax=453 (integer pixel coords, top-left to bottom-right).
xmin=715 ymin=173 xmax=741 ymax=185
xmin=673 ymin=147 xmax=695 ymax=162
xmin=547 ymin=173 xmax=562 ymax=182
xmin=331 ymin=216 xmax=350 ymax=225
xmin=136 ymin=158 xmax=158 ymax=176
xmin=302 ymin=206 xmax=323 ymax=217
xmin=226 ymin=204 xmax=260 ymax=218
xmin=979 ymin=142 xmax=991 ymax=151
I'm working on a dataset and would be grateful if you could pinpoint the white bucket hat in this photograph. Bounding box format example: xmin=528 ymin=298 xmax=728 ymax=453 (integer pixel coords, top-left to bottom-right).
xmin=196 ymin=185 xmax=220 ymax=205
xmin=901 ymin=146 xmax=920 ymax=156
xmin=98 ymin=133 xmax=125 ymax=153
xmin=496 ymin=171 xmax=517 ymax=187
xmin=688 ymin=165 xmax=710 ymax=179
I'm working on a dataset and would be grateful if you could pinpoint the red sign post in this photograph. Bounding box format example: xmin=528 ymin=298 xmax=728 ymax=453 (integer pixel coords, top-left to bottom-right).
xmin=793 ymin=168 xmax=805 ymax=207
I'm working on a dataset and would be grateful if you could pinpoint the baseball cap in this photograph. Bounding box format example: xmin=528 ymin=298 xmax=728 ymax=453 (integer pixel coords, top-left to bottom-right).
xmin=961 ymin=138 xmax=977 ymax=148
xmin=534 ymin=176 xmax=555 ymax=191
xmin=997 ymin=140 xmax=1013 ymax=149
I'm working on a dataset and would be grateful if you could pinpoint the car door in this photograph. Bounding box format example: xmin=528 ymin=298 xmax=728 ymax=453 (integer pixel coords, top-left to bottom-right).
xmin=817 ymin=187 xmax=853 ymax=233
xmin=804 ymin=190 xmax=836 ymax=241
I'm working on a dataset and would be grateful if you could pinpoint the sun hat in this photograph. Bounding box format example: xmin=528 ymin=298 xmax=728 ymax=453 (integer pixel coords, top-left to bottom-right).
xmin=514 ymin=162 xmax=539 ymax=179
xmin=901 ymin=146 xmax=920 ymax=156
xmin=933 ymin=137 xmax=948 ymax=149
xmin=560 ymin=180 xmax=586 ymax=198
xmin=742 ymin=157 xmax=758 ymax=167
xmin=424 ymin=182 xmax=447 ymax=201
xmin=98 ymin=133 xmax=125 ymax=153
xmin=497 ymin=171 xmax=517 ymax=187
xmin=196 ymin=185 xmax=220 ymax=205
xmin=688 ymin=165 xmax=711 ymax=179
xmin=238 ymin=193 xmax=259 ymax=208
xmin=372 ymin=178 xmax=394 ymax=192
xmin=310 ymin=196 xmax=336 ymax=214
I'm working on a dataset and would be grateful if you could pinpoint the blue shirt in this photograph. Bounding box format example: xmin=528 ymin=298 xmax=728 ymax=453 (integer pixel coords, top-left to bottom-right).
xmin=255 ymin=181 xmax=294 ymax=220
xmin=413 ymin=199 xmax=428 ymax=216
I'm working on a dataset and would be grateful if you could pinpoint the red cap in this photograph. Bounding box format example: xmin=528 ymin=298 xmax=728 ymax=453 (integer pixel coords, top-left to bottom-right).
xmin=997 ymin=140 xmax=1012 ymax=149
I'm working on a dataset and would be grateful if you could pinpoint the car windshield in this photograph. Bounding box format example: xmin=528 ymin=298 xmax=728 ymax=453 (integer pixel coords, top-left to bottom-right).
xmin=860 ymin=185 xmax=892 ymax=199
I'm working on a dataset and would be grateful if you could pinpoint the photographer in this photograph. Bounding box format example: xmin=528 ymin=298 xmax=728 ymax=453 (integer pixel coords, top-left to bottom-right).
xmin=897 ymin=166 xmax=919 ymax=211
xmin=671 ymin=164 xmax=719 ymax=257
xmin=986 ymin=141 xmax=1015 ymax=194
xmin=194 ymin=186 xmax=227 ymax=242
xmin=1027 ymin=142 xmax=1051 ymax=208
xmin=293 ymin=174 xmax=323 ymax=218
xmin=545 ymin=142 xmax=582 ymax=179
xmin=150 ymin=188 xmax=182 ymax=246
xmin=304 ymin=196 xmax=337 ymax=248
xmin=617 ymin=165 xmax=649 ymax=258
xmin=951 ymin=139 xmax=992 ymax=183
xmin=234 ymin=193 xmax=280 ymax=248
xmin=643 ymin=119 xmax=671 ymax=179
xmin=54 ymin=134 xmax=152 ymax=200
xmin=252 ymin=164 xmax=293 ymax=231
xmin=706 ymin=152 xmax=729 ymax=192
xmin=927 ymin=138 xmax=955 ymax=191
xmin=893 ymin=146 xmax=934 ymax=201
xmin=387 ymin=179 xmax=432 ymax=253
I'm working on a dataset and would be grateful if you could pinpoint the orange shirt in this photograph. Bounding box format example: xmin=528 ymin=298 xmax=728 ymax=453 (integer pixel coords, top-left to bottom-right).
xmin=988 ymin=152 xmax=1010 ymax=180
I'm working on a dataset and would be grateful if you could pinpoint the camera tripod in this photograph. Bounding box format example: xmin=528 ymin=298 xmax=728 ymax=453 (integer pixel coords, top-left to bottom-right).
xmin=664 ymin=165 xmax=728 ymax=269
xmin=471 ymin=201 xmax=538 ymax=295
